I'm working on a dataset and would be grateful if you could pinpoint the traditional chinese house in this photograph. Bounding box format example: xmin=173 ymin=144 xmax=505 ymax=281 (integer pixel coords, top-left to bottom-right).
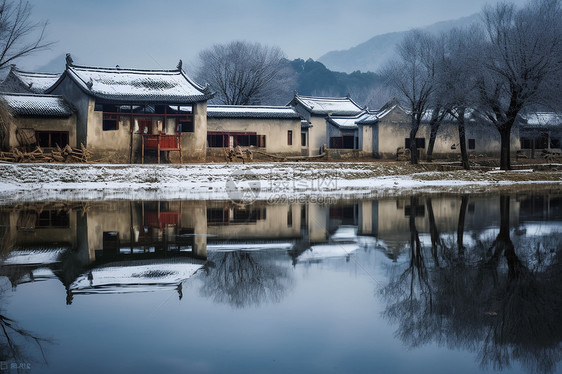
xmin=46 ymin=54 xmax=213 ymax=163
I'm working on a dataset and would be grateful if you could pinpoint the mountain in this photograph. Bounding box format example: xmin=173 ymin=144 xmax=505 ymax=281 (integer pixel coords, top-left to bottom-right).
xmin=287 ymin=58 xmax=389 ymax=108
xmin=318 ymin=14 xmax=480 ymax=74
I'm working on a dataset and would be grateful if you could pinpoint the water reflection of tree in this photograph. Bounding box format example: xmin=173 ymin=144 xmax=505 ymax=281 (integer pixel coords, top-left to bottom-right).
xmin=0 ymin=284 xmax=50 ymax=372
xmin=200 ymin=251 xmax=292 ymax=308
xmin=382 ymin=195 xmax=562 ymax=374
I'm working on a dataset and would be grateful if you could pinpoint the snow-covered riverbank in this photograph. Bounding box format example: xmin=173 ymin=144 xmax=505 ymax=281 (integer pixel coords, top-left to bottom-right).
xmin=0 ymin=162 xmax=560 ymax=203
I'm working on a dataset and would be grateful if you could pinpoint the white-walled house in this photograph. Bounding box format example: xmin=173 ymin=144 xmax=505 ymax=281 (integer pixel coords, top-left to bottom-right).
xmin=206 ymin=105 xmax=303 ymax=157
xmin=46 ymin=55 xmax=214 ymax=163
xmin=288 ymin=94 xmax=364 ymax=156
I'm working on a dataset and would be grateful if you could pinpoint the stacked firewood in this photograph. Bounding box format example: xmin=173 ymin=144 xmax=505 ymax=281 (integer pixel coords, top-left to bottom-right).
xmin=0 ymin=144 xmax=92 ymax=163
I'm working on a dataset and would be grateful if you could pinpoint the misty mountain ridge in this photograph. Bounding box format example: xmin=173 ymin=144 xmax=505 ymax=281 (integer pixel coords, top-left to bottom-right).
xmin=318 ymin=13 xmax=481 ymax=74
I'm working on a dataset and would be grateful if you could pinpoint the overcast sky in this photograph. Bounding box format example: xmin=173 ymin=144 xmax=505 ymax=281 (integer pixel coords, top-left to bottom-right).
xmin=19 ymin=0 xmax=528 ymax=72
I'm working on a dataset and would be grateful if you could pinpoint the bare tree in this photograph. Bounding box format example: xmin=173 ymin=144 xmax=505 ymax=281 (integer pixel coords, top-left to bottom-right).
xmin=381 ymin=30 xmax=439 ymax=164
xmin=437 ymin=26 xmax=485 ymax=170
xmin=0 ymin=0 xmax=52 ymax=70
xmin=195 ymin=41 xmax=296 ymax=105
xmin=476 ymin=0 xmax=562 ymax=170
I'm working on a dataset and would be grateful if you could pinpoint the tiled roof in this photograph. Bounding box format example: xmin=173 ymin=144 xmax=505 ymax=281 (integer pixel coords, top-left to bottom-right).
xmin=11 ymin=68 xmax=61 ymax=93
xmin=1 ymin=93 xmax=73 ymax=117
xmin=50 ymin=59 xmax=213 ymax=104
xmin=290 ymin=94 xmax=364 ymax=116
xmin=207 ymin=105 xmax=302 ymax=119
xmin=520 ymin=112 xmax=562 ymax=128
xmin=328 ymin=110 xmax=379 ymax=129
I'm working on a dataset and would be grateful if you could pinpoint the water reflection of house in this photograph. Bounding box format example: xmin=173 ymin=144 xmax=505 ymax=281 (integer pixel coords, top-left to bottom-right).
xmin=0 ymin=202 xmax=208 ymax=303
xmin=0 ymin=204 xmax=79 ymax=288
xmin=357 ymin=197 xmax=523 ymax=259
xmin=206 ymin=202 xmax=302 ymax=245
xmin=2 ymin=195 xmax=559 ymax=299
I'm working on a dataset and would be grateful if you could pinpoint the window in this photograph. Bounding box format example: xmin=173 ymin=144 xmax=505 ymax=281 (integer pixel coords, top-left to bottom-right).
xmin=330 ymin=135 xmax=356 ymax=149
xmin=35 ymin=131 xmax=69 ymax=148
xmin=288 ymin=130 xmax=293 ymax=145
xmin=521 ymin=137 xmax=533 ymax=149
xmin=405 ymin=204 xmax=425 ymax=217
xmin=468 ymin=139 xmax=476 ymax=150
xmin=207 ymin=133 xmax=265 ymax=148
xmin=102 ymin=114 xmax=119 ymax=131
xmin=301 ymin=132 xmax=307 ymax=147
xmin=405 ymin=138 xmax=426 ymax=149
xmin=207 ymin=133 xmax=229 ymax=148
xmin=177 ymin=120 xmax=194 ymax=133
xmin=36 ymin=210 xmax=70 ymax=228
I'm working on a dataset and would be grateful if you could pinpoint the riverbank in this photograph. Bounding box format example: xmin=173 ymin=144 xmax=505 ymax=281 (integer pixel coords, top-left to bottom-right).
xmin=0 ymin=162 xmax=560 ymax=203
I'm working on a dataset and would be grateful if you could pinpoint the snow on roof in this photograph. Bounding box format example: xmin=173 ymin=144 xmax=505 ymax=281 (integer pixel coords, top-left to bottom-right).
xmin=207 ymin=105 xmax=302 ymax=119
xmin=296 ymin=243 xmax=358 ymax=263
xmin=3 ymin=247 xmax=67 ymax=266
xmin=521 ymin=112 xmax=562 ymax=128
xmin=10 ymin=68 xmax=61 ymax=93
xmin=370 ymin=105 xmax=398 ymax=121
xmin=70 ymin=257 xmax=205 ymax=294
xmin=291 ymin=94 xmax=364 ymax=116
xmin=53 ymin=59 xmax=213 ymax=104
xmin=327 ymin=110 xmax=379 ymax=129
xmin=1 ymin=93 xmax=73 ymax=117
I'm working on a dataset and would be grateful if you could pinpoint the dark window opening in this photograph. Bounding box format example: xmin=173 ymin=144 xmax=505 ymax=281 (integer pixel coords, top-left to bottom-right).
xmin=551 ymin=137 xmax=561 ymax=149
xmin=521 ymin=134 xmax=550 ymax=149
xmin=405 ymin=138 xmax=426 ymax=149
xmin=329 ymin=205 xmax=358 ymax=225
xmin=301 ymin=132 xmax=307 ymax=147
xmin=177 ymin=120 xmax=194 ymax=133
xmin=330 ymin=135 xmax=356 ymax=149
xmin=36 ymin=210 xmax=70 ymax=228
xmin=288 ymin=130 xmax=293 ymax=145
xmin=103 ymin=114 xmax=119 ymax=131
xmin=208 ymin=134 xmax=229 ymax=148
xmin=36 ymin=131 xmax=69 ymax=148
xmin=207 ymin=207 xmax=266 ymax=225
xmin=468 ymin=139 xmax=475 ymax=150
xmin=405 ymin=204 xmax=425 ymax=217
xmin=521 ymin=137 xmax=533 ymax=149
xmin=207 ymin=133 xmax=265 ymax=148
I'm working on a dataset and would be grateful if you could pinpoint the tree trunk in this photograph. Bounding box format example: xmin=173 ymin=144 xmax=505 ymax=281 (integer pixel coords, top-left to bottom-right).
xmin=457 ymin=195 xmax=469 ymax=256
xmin=426 ymin=107 xmax=443 ymax=162
xmin=426 ymin=124 xmax=441 ymax=162
xmin=457 ymin=111 xmax=470 ymax=170
xmin=499 ymin=125 xmax=512 ymax=170
xmin=409 ymin=117 xmax=420 ymax=165
xmin=426 ymin=198 xmax=440 ymax=266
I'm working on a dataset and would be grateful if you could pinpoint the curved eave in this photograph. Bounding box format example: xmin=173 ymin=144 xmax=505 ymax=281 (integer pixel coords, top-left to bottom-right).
xmin=208 ymin=113 xmax=301 ymax=119
xmin=48 ymin=68 xmax=214 ymax=105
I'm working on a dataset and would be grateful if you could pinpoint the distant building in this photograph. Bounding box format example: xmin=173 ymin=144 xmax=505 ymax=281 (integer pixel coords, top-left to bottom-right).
xmin=205 ymin=105 xmax=303 ymax=158
xmin=0 ymin=65 xmax=61 ymax=94
xmin=288 ymin=94 xmax=364 ymax=156
xmin=518 ymin=112 xmax=562 ymax=158
xmin=1 ymin=59 xmax=557 ymax=163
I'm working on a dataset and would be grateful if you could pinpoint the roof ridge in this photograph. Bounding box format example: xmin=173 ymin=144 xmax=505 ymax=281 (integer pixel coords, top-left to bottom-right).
xmin=0 ymin=91 xmax=65 ymax=99
xmin=10 ymin=65 xmax=60 ymax=76
xmin=69 ymin=64 xmax=181 ymax=74
xmin=208 ymin=104 xmax=295 ymax=109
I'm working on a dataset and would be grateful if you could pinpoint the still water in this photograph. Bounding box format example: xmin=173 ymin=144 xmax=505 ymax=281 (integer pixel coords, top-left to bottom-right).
xmin=0 ymin=191 xmax=561 ymax=374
